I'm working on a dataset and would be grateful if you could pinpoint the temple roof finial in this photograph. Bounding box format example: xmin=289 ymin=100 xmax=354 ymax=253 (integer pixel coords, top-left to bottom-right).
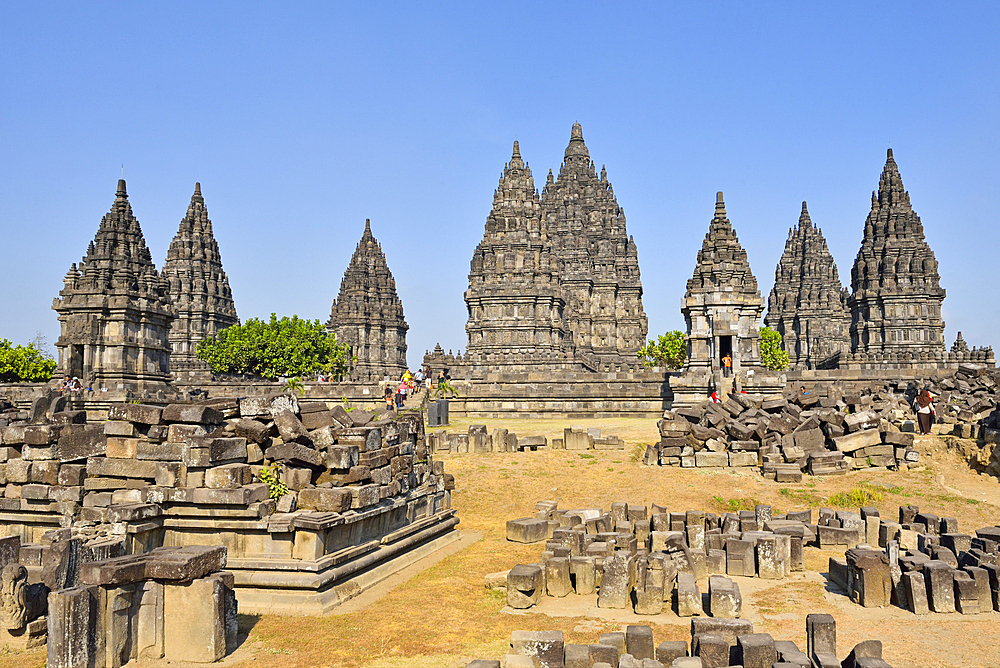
xmin=512 ymin=140 xmax=520 ymax=158
xmin=194 ymin=182 xmax=201 ymax=195
xmin=117 ymin=179 xmax=127 ymax=198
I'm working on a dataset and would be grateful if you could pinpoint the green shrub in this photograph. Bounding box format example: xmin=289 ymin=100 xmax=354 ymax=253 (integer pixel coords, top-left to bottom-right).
xmin=196 ymin=314 xmax=352 ymax=380
xmin=637 ymin=331 xmax=687 ymax=370
xmin=760 ymin=327 xmax=790 ymax=371
xmin=0 ymin=339 xmax=57 ymax=382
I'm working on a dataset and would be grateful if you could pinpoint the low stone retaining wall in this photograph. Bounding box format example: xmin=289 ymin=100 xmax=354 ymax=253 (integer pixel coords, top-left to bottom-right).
xmin=427 ymin=425 xmax=625 ymax=454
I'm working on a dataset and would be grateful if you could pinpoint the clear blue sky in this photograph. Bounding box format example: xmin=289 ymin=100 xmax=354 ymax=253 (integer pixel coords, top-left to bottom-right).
xmin=2 ymin=3 xmax=997 ymax=368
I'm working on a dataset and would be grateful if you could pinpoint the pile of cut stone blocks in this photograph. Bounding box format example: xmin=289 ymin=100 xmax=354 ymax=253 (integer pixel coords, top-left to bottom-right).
xmin=644 ymin=389 xmax=921 ymax=478
xmin=829 ymin=504 xmax=1000 ymax=614
xmin=502 ymin=501 xmax=826 ymax=617
xmin=464 ymin=613 xmax=894 ymax=667
xmin=0 ymin=392 xmax=458 ymax=611
xmin=47 ymin=544 xmax=236 ymax=666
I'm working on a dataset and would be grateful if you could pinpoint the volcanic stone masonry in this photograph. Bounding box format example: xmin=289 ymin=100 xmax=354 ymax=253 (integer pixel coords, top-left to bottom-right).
xmin=765 ymin=202 xmax=851 ymax=370
xmin=53 ymin=179 xmax=175 ymax=393
xmin=0 ymin=392 xmax=457 ymax=614
xmin=460 ymin=124 xmax=647 ymax=376
xmin=846 ymin=149 xmax=946 ymax=361
xmin=672 ymin=193 xmax=784 ymax=407
xmin=327 ymin=219 xmax=409 ymax=382
xmin=464 ymin=141 xmax=574 ymax=373
xmin=466 ymin=615 xmax=893 ymax=668
xmin=161 ymin=182 xmax=239 ymax=378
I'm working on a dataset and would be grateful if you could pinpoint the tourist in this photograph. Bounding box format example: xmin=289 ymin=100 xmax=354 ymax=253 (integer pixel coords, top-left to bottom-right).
xmin=710 ymin=390 xmax=720 ymax=404
xmin=61 ymin=376 xmax=72 ymax=394
xmin=722 ymin=354 xmax=732 ymax=377
xmin=396 ymin=381 xmax=407 ymax=408
xmin=916 ymin=387 xmax=935 ymax=435
xmin=437 ymin=370 xmax=446 ymax=389
xmin=384 ymin=385 xmax=394 ymax=411
xmin=799 ymin=385 xmax=809 ymax=395
xmin=415 ymin=368 xmax=424 ymax=387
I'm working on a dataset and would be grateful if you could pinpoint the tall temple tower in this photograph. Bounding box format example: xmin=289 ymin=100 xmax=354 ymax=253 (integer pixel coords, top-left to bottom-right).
xmin=464 ymin=142 xmax=573 ymax=372
xmin=765 ymin=202 xmax=850 ymax=369
xmin=327 ymin=220 xmax=408 ymax=381
xmin=672 ymin=192 xmax=784 ymax=406
xmin=53 ymin=179 xmax=175 ymax=391
xmin=848 ymin=149 xmax=946 ymax=356
xmin=541 ymin=123 xmax=647 ymax=366
xmin=161 ymin=183 xmax=239 ymax=374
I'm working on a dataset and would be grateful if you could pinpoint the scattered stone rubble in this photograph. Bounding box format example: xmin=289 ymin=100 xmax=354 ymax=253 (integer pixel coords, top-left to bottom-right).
xmin=645 ymin=386 xmax=924 ymax=479
xmin=0 ymin=391 xmax=457 ymax=612
xmin=427 ymin=425 xmax=624 ymax=454
xmin=465 ymin=614 xmax=894 ymax=668
xmin=500 ymin=501 xmax=855 ymax=618
xmin=828 ymin=505 xmax=1000 ymax=615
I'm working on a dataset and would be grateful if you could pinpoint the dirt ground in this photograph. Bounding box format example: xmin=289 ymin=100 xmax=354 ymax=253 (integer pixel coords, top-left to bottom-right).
xmin=2 ymin=418 xmax=997 ymax=667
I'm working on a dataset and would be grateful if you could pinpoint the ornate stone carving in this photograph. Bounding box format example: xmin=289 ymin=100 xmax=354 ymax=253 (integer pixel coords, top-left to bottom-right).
xmin=848 ymin=149 xmax=946 ymax=356
xmin=327 ymin=220 xmax=408 ymax=381
xmin=53 ymin=179 xmax=175 ymax=391
xmin=0 ymin=564 xmax=46 ymax=630
xmin=765 ymin=202 xmax=850 ymax=369
xmin=161 ymin=183 xmax=239 ymax=374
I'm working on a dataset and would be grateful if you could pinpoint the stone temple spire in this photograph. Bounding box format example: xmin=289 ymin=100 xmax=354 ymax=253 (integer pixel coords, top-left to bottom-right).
xmin=327 ymin=220 xmax=408 ymax=381
xmin=541 ymin=123 xmax=647 ymax=367
xmin=682 ymin=192 xmax=764 ymax=373
xmin=464 ymin=141 xmax=572 ymax=373
xmin=765 ymin=202 xmax=850 ymax=369
xmin=53 ymin=179 xmax=174 ymax=390
xmin=161 ymin=183 xmax=239 ymax=374
xmin=848 ymin=149 xmax=946 ymax=357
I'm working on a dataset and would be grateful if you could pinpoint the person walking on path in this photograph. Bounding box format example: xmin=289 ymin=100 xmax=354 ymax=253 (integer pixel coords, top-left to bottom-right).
xmin=722 ymin=354 xmax=732 ymax=377
xmin=916 ymin=387 xmax=935 ymax=435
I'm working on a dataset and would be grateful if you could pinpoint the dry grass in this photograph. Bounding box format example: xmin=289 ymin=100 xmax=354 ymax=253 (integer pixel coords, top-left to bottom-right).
xmin=0 ymin=422 xmax=997 ymax=667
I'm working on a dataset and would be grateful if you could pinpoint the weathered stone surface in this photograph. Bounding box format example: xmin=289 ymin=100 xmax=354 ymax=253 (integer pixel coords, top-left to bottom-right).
xmin=297 ymin=488 xmax=351 ymax=513
xmin=765 ymin=202 xmax=850 ymax=369
xmin=163 ymin=576 xmax=228 ymax=662
xmin=108 ymin=404 xmax=164 ymax=425
xmin=507 ymin=518 xmax=549 ymax=544
xmin=161 ymin=404 xmax=224 ymax=425
xmin=161 ymin=183 xmax=239 ymax=370
xmin=847 ymin=149 xmax=946 ymax=358
xmin=204 ymin=463 xmax=252 ymax=489
xmin=510 ymin=630 xmax=564 ymax=668
xmin=264 ymin=442 xmax=323 ymax=468
xmin=833 ymin=429 xmax=882 ymax=453
xmin=507 ymin=564 xmax=543 ymax=609
xmin=327 ymin=219 xmax=409 ymax=382
xmin=87 ymin=457 xmax=158 ymax=479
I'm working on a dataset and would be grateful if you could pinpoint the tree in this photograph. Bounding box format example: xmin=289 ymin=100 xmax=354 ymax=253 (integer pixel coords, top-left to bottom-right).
xmin=196 ymin=314 xmax=353 ymax=380
xmin=0 ymin=339 xmax=58 ymax=382
xmin=760 ymin=327 xmax=790 ymax=371
xmin=637 ymin=331 xmax=687 ymax=370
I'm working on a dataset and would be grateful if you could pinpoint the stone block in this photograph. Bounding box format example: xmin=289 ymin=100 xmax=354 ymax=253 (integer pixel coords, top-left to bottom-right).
xmin=47 ymin=585 xmax=102 ymax=668
xmin=163 ymin=576 xmax=227 ymax=662
xmin=634 ymin=586 xmax=663 ymax=614
xmin=656 ymin=641 xmax=688 ymax=665
xmin=507 ymin=518 xmax=549 ymax=543
xmin=737 ymin=633 xmax=776 ymax=668
xmin=203 ymin=463 xmax=252 ymax=489
xmin=545 ymin=557 xmax=572 ymax=597
xmin=923 ymin=561 xmax=955 ymax=612
xmin=590 ymin=642 xmax=619 ymax=666
xmin=569 ymin=557 xmax=596 ymax=594
xmin=708 ymin=575 xmax=741 ymax=619
xmin=108 ymin=404 xmax=163 ymax=425
xmin=726 ymin=539 xmax=754 ymax=577
xmin=676 ymin=572 xmax=701 ymax=617
xmin=598 ymin=552 xmax=634 ymax=609
xmin=233 ymin=419 xmax=272 ymax=444
xmin=298 ymin=488 xmax=352 ymax=513
xmin=564 ymin=644 xmax=589 ymax=668
xmin=87 ymin=457 xmax=158 ymax=479
xmin=805 ymin=613 xmax=836 ymax=659
xmin=510 ymin=630 xmax=564 ymax=668
xmin=694 ymin=452 xmax=727 ymax=467
xmin=694 ymin=633 xmax=728 ymax=668
xmin=902 ymin=570 xmax=929 ymax=614
xmin=728 ymin=451 xmax=757 ymax=467
xmin=58 ymin=426 xmax=107 ymax=462
xmin=507 ymin=564 xmax=543 ymax=609
xmin=161 ymin=404 xmax=224 ymax=425
xmin=833 ymin=429 xmax=882 ymax=453
xmin=106 ymin=436 xmax=139 ymax=459
xmin=626 ymin=625 xmax=654 ymax=660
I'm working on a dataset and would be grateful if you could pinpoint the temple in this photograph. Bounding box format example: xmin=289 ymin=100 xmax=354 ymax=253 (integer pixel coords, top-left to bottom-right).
xmin=847 ymin=149 xmax=946 ymax=359
xmin=673 ymin=192 xmax=784 ymax=405
xmin=464 ymin=141 xmax=573 ymax=374
xmin=459 ymin=124 xmax=647 ymax=376
xmin=542 ymin=123 xmax=647 ymax=367
xmin=765 ymin=202 xmax=850 ymax=369
xmin=327 ymin=220 xmax=409 ymax=381
xmin=161 ymin=183 xmax=239 ymax=377
xmin=52 ymin=179 xmax=175 ymax=391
